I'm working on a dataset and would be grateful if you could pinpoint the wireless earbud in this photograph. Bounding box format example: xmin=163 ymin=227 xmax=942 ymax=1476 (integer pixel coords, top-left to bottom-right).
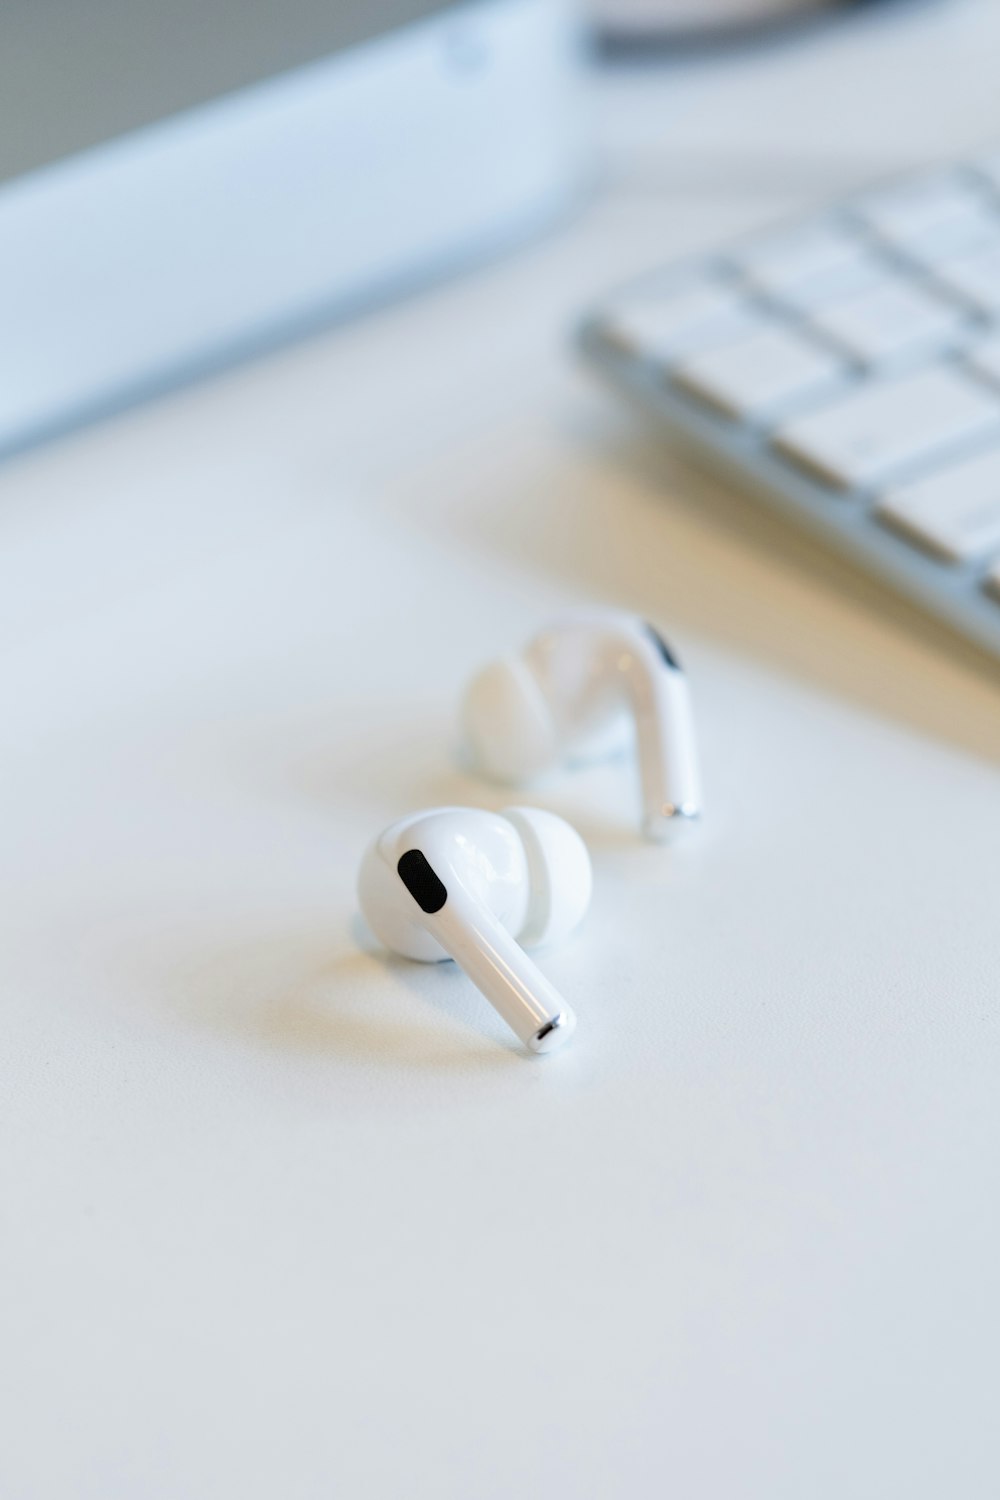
xmin=357 ymin=806 xmax=591 ymax=1053
xmin=462 ymin=608 xmax=702 ymax=841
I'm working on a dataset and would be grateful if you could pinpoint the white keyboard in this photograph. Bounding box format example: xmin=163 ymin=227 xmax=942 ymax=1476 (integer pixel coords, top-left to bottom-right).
xmin=580 ymin=151 xmax=1000 ymax=663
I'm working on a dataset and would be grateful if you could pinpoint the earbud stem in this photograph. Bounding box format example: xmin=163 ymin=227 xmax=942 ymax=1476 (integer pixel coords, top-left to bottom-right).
xmin=429 ymin=888 xmax=576 ymax=1054
xmin=634 ymin=654 xmax=702 ymax=840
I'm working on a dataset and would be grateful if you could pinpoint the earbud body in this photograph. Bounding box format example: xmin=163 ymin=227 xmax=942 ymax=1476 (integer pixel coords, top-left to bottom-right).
xmin=462 ymin=609 xmax=702 ymax=841
xmin=357 ymin=807 xmax=591 ymax=1053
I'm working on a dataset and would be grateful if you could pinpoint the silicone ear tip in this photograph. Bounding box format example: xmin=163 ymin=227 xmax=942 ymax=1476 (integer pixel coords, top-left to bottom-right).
xmin=461 ymin=657 xmax=557 ymax=782
xmin=501 ymin=806 xmax=592 ymax=948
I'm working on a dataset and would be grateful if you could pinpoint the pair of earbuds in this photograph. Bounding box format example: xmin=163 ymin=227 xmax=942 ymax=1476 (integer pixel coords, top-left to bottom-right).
xmin=357 ymin=608 xmax=702 ymax=1055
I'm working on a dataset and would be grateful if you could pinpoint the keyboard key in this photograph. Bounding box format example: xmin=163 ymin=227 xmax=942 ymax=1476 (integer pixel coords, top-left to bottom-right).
xmin=934 ymin=242 xmax=1000 ymax=315
xmin=897 ymin=204 xmax=1000 ymax=267
xmin=672 ymin=326 xmax=848 ymax=422
xmin=807 ymin=276 xmax=967 ymax=368
xmin=771 ymin=254 xmax=885 ymax=313
xmin=597 ymin=279 xmax=757 ymax=363
xmin=876 ymin=444 xmax=1000 ymax=562
xmin=730 ymin=223 xmax=879 ymax=308
xmin=772 ymin=368 xmax=1000 ymax=489
xmin=966 ymin=334 xmax=1000 ymax=390
xmin=854 ymin=174 xmax=993 ymax=255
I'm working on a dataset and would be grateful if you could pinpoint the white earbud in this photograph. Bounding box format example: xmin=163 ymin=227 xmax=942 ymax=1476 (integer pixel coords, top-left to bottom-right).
xmin=462 ymin=609 xmax=702 ymax=841
xmin=357 ymin=806 xmax=591 ymax=1053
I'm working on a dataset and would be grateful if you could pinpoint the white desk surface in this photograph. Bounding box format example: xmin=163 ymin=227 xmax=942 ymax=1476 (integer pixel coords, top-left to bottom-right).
xmin=4 ymin=4 xmax=1000 ymax=1496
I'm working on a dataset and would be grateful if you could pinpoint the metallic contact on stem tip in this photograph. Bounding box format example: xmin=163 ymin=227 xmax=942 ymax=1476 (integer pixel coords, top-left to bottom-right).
xmin=643 ymin=803 xmax=701 ymax=843
xmin=527 ymin=1011 xmax=576 ymax=1054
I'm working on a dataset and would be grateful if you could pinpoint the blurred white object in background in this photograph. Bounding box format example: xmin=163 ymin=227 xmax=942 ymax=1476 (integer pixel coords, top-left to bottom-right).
xmin=594 ymin=0 xmax=842 ymax=38
xmin=0 ymin=0 xmax=583 ymax=458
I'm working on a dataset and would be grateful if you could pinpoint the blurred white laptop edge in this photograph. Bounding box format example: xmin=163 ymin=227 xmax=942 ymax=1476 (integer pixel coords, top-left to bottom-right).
xmin=0 ymin=0 xmax=584 ymax=457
